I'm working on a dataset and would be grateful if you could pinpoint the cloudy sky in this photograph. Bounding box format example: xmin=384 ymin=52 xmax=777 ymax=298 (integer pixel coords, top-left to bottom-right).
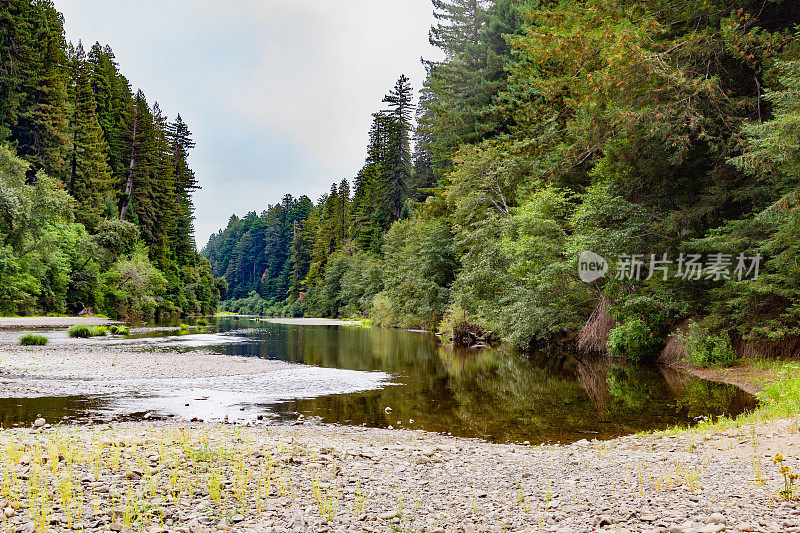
xmin=54 ymin=0 xmax=440 ymax=247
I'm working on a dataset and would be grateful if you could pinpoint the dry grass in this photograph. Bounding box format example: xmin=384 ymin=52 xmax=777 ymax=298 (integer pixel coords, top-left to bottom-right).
xmin=577 ymin=298 xmax=615 ymax=355
xmin=658 ymin=318 xmax=693 ymax=365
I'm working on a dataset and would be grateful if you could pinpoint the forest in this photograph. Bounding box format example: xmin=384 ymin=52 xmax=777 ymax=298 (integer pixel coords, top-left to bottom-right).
xmin=0 ymin=0 xmax=221 ymax=319
xmin=206 ymin=0 xmax=800 ymax=362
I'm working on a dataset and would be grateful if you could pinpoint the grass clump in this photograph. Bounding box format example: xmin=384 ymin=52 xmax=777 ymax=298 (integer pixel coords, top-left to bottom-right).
xmin=89 ymin=326 xmax=107 ymax=336
xmin=67 ymin=324 xmax=112 ymax=338
xmin=179 ymin=323 xmax=190 ymax=331
xmin=19 ymin=334 xmax=48 ymax=346
xmin=108 ymin=325 xmax=131 ymax=335
xmin=67 ymin=325 xmax=92 ymax=338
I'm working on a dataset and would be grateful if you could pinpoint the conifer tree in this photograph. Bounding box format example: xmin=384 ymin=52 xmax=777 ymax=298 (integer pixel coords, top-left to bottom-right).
xmin=167 ymin=114 xmax=199 ymax=262
xmin=66 ymin=41 xmax=112 ymax=229
xmin=87 ymin=42 xmax=134 ymax=192
xmin=4 ymin=0 xmax=70 ymax=179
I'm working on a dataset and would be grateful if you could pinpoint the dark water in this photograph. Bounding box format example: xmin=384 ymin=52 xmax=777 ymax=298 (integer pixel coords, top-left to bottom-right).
xmin=0 ymin=317 xmax=757 ymax=443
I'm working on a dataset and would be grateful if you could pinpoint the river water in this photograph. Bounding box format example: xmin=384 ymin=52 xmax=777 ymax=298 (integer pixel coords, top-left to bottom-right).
xmin=0 ymin=317 xmax=756 ymax=443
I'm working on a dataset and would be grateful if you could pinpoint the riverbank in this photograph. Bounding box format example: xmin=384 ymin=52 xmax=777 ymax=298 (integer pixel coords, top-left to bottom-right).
xmin=679 ymin=360 xmax=800 ymax=397
xmin=1 ymin=316 xmax=799 ymax=531
xmin=0 ymin=418 xmax=798 ymax=533
xmin=0 ymin=317 xmax=287 ymax=382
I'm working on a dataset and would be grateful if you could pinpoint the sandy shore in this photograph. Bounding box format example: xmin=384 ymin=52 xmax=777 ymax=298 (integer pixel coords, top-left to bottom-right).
xmin=265 ymin=318 xmax=365 ymax=327
xmin=0 ymin=317 xmax=286 ymax=381
xmin=0 ymin=316 xmax=116 ymax=328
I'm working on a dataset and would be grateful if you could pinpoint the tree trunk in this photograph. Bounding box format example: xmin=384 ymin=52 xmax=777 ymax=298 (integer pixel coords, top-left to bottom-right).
xmin=119 ymin=102 xmax=138 ymax=219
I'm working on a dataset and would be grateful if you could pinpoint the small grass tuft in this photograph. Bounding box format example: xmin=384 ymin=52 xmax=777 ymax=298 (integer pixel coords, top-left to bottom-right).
xmin=89 ymin=326 xmax=107 ymax=336
xmin=67 ymin=325 xmax=91 ymax=338
xmin=19 ymin=334 xmax=48 ymax=346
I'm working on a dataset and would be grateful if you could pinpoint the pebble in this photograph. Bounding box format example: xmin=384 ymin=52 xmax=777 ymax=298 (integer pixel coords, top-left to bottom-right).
xmin=0 ymin=419 xmax=795 ymax=532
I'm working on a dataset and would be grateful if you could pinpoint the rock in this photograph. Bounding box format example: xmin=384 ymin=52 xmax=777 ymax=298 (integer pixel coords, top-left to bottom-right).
xmin=292 ymin=513 xmax=305 ymax=527
xmin=33 ymin=418 xmax=45 ymax=428
xmin=187 ymin=519 xmax=207 ymax=533
xmin=595 ymin=516 xmax=614 ymax=527
xmin=708 ymin=513 xmax=727 ymax=525
xmin=384 ymin=406 xmax=392 ymax=414
xmin=109 ymin=523 xmax=123 ymax=532
xmin=380 ymin=510 xmax=399 ymax=520
xmin=642 ymin=515 xmax=658 ymax=522
xmin=699 ymin=525 xmax=726 ymax=533
xmin=3 ymin=507 xmax=14 ymax=518
xmin=736 ymin=524 xmax=754 ymax=532
xmin=230 ymin=514 xmax=244 ymax=523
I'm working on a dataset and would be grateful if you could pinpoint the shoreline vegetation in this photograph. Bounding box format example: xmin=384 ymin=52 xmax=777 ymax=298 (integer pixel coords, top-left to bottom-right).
xmin=0 ymin=2 xmax=221 ymax=323
xmin=203 ymin=0 xmax=800 ymax=384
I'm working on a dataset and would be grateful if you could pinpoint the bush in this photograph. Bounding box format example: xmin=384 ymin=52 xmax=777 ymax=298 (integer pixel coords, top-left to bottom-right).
xmin=370 ymin=291 xmax=400 ymax=327
xmin=607 ymin=319 xmax=663 ymax=362
xmin=196 ymin=318 xmax=208 ymax=326
xmin=682 ymin=322 xmax=738 ymax=367
xmin=67 ymin=325 xmax=92 ymax=338
xmin=179 ymin=323 xmax=190 ymax=331
xmin=19 ymin=334 xmax=48 ymax=346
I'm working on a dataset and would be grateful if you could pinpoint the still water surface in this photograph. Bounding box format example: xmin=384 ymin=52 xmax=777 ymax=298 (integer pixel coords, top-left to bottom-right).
xmin=0 ymin=317 xmax=756 ymax=443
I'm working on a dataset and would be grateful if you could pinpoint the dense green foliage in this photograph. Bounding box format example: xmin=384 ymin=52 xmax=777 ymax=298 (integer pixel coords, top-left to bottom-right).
xmin=681 ymin=322 xmax=739 ymax=368
xmin=0 ymin=0 xmax=219 ymax=319
xmin=206 ymin=0 xmax=800 ymax=359
xmin=607 ymin=319 xmax=662 ymax=362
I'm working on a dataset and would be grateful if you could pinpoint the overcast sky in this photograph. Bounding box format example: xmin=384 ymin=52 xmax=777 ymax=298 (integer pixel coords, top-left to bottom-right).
xmin=54 ymin=0 xmax=440 ymax=248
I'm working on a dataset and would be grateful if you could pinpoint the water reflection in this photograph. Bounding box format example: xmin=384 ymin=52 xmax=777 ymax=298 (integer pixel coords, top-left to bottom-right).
xmin=211 ymin=319 xmax=756 ymax=443
xmin=0 ymin=396 xmax=112 ymax=428
xmin=0 ymin=318 xmax=757 ymax=442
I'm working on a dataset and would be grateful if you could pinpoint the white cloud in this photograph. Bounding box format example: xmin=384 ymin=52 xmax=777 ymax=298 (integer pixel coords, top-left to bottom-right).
xmin=54 ymin=0 xmax=441 ymax=246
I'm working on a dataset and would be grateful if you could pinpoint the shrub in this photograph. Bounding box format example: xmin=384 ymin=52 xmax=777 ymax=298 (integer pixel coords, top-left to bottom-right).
xmin=19 ymin=334 xmax=48 ymax=346
xmin=682 ymin=322 xmax=738 ymax=367
xmin=607 ymin=318 xmax=663 ymax=362
xmin=196 ymin=318 xmax=208 ymax=326
xmin=370 ymin=291 xmax=400 ymax=327
xmin=179 ymin=323 xmax=190 ymax=331
xmin=67 ymin=325 xmax=92 ymax=338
